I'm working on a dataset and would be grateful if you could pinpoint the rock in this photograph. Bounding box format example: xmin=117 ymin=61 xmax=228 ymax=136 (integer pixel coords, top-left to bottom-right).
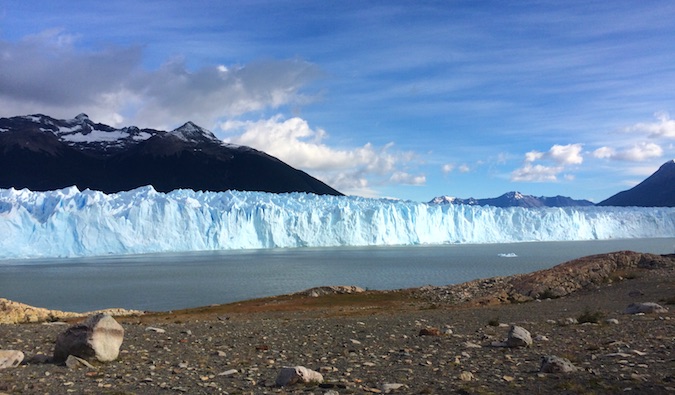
xmin=53 ymin=314 xmax=124 ymax=363
xmin=418 ymin=327 xmax=442 ymax=336
xmin=275 ymin=366 xmax=324 ymax=386
xmin=459 ymin=371 xmax=474 ymax=381
xmin=145 ymin=326 xmax=166 ymax=333
xmin=624 ymin=302 xmax=668 ymax=314
xmin=65 ymin=355 xmax=96 ymax=369
xmin=381 ymin=383 xmax=406 ymax=393
xmin=540 ymin=355 xmax=577 ymax=373
xmin=218 ymin=369 xmax=238 ymax=376
xmin=506 ymin=325 xmax=532 ymax=348
xmin=294 ymin=285 xmax=366 ymax=297
xmin=0 ymin=297 xmax=142 ymax=324
xmin=559 ymin=317 xmax=578 ymax=326
xmin=462 ymin=341 xmax=482 ymax=348
xmin=0 ymin=350 xmax=24 ymax=369
xmin=606 ymin=318 xmax=620 ymax=325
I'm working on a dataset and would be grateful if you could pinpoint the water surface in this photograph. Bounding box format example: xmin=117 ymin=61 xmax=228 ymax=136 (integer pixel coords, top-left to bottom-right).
xmin=1 ymin=238 xmax=672 ymax=312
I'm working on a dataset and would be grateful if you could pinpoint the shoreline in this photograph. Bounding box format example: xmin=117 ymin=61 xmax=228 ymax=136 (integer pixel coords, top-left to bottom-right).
xmin=2 ymin=250 xmax=674 ymax=325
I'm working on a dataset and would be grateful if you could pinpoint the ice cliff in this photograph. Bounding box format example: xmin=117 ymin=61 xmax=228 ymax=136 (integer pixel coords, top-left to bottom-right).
xmin=1 ymin=186 xmax=674 ymax=259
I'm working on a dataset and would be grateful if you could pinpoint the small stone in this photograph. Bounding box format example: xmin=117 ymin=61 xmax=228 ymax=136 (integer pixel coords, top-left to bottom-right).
xmin=459 ymin=371 xmax=474 ymax=381
xmin=506 ymin=325 xmax=532 ymax=348
xmin=534 ymin=335 xmax=549 ymax=341
xmin=559 ymin=317 xmax=578 ymax=326
xmin=540 ymin=355 xmax=577 ymax=373
xmin=218 ymin=369 xmax=238 ymax=376
xmin=503 ymin=375 xmax=515 ymax=382
xmin=463 ymin=341 xmax=482 ymax=348
xmin=275 ymin=366 xmax=324 ymax=386
xmin=381 ymin=383 xmax=406 ymax=393
xmin=145 ymin=326 xmax=166 ymax=333
xmin=350 ymin=339 xmax=362 ymax=345
xmin=418 ymin=327 xmax=442 ymax=336
xmin=605 ymin=318 xmax=619 ymax=325
xmin=0 ymin=350 xmax=24 ymax=369
xmin=65 ymin=355 xmax=96 ymax=370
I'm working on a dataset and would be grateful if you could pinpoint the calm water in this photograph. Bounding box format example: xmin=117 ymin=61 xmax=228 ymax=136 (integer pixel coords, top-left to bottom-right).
xmin=1 ymin=238 xmax=673 ymax=312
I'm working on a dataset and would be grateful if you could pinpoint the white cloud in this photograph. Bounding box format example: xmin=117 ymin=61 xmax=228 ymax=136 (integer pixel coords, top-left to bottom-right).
xmin=441 ymin=164 xmax=454 ymax=173
xmin=524 ymin=144 xmax=582 ymax=165
xmin=220 ymin=115 xmax=421 ymax=195
xmin=592 ymin=142 xmax=663 ymax=161
xmin=625 ymin=111 xmax=675 ymax=138
xmin=549 ymin=144 xmax=583 ymax=165
xmin=458 ymin=164 xmax=471 ymax=173
xmin=512 ymin=143 xmax=583 ymax=182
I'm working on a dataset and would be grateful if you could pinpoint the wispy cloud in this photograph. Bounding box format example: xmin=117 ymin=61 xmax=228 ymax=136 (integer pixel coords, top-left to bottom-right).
xmin=625 ymin=112 xmax=675 ymax=139
xmin=0 ymin=30 xmax=320 ymax=130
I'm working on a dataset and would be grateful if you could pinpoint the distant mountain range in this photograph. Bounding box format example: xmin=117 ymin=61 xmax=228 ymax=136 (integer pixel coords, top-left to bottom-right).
xmin=0 ymin=114 xmax=342 ymax=195
xmin=431 ymin=160 xmax=675 ymax=208
xmin=429 ymin=191 xmax=595 ymax=208
xmin=598 ymin=160 xmax=675 ymax=207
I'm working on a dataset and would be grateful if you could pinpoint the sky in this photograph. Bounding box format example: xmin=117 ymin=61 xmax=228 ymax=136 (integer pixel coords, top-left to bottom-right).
xmin=1 ymin=1 xmax=675 ymax=202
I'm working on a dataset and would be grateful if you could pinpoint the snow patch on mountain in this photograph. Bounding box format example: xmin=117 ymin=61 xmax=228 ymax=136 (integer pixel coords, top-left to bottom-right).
xmin=1 ymin=186 xmax=673 ymax=259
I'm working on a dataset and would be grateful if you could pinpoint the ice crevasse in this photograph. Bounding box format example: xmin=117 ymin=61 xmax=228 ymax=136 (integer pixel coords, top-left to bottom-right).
xmin=0 ymin=186 xmax=674 ymax=259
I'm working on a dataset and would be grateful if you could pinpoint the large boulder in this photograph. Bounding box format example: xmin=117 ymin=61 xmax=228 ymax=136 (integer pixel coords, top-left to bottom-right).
xmin=53 ymin=314 xmax=124 ymax=363
xmin=624 ymin=302 xmax=668 ymax=314
xmin=506 ymin=325 xmax=532 ymax=348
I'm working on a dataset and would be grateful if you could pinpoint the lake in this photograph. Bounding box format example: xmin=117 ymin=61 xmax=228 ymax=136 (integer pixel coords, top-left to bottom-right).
xmin=1 ymin=238 xmax=673 ymax=312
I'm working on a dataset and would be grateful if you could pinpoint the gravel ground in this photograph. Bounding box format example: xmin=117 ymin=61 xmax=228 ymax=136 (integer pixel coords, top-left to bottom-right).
xmin=1 ymin=265 xmax=673 ymax=394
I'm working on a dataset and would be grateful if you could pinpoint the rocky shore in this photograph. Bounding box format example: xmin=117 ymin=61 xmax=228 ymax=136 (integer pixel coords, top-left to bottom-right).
xmin=1 ymin=251 xmax=673 ymax=394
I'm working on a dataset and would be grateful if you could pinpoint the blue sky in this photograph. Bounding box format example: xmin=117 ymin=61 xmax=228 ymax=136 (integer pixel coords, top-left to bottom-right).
xmin=1 ymin=1 xmax=675 ymax=202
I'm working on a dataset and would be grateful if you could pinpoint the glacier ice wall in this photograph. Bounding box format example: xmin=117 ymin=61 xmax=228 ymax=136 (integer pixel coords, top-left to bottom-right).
xmin=1 ymin=186 xmax=674 ymax=259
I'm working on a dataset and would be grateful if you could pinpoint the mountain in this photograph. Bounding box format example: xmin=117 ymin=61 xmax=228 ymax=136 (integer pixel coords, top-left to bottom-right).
xmin=0 ymin=114 xmax=342 ymax=195
xmin=429 ymin=191 xmax=594 ymax=208
xmin=598 ymin=160 xmax=675 ymax=207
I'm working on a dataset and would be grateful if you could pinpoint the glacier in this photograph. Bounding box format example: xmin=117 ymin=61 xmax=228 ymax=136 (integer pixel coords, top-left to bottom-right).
xmin=1 ymin=186 xmax=675 ymax=260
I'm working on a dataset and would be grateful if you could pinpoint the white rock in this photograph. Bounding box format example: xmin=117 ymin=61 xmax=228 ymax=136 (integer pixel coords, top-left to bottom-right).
xmin=381 ymin=383 xmax=406 ymax=393
xmin=0 ymin=350 xmax=24 ymax=369
xmin=605 ymin=318 xmax=619 ymax=325
xmin=462 ymin=341 xmax=482 ymax=348
xmin=559 ymin=317 xmax=578 ymax=326
xmin=539 ymin=355 xmax=577 ymax=373
xmin=275 ymin=366 xmax=324 ymax=386
xmin=218 ymin=369 xmax=238 ymax=376
xmin=506 ymin=325 xmax=532 ymax=348
xmin=53 ymin=314 xmax=124 ymax=363
xmin=459 ymin=371 xmax=474 ymax=381
xmin=145 ymin=326 xmax=166 ymax=333
xmin=624 ymin=302 xmax=668 ymax=314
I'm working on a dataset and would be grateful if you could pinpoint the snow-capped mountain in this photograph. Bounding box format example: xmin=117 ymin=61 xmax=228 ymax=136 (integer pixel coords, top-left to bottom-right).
xmin=598 ymin=160 xmax=675 ymax=207
xmin=429 ymin=191 xmax=594 ymax=208
xmin=0 ymin=114 xmax=342 ymax=195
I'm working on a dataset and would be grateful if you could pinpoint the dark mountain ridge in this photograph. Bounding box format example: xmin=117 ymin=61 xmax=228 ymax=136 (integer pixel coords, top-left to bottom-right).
xmin=598 ymin=160 xmax=675 ymax=207
xmin=0 ymin=114 xmax=342 ymax=195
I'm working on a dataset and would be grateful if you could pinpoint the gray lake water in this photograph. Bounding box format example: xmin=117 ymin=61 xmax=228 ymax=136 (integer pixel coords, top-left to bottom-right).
xmin=1 ymin=238 xmax=673 ymax=312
